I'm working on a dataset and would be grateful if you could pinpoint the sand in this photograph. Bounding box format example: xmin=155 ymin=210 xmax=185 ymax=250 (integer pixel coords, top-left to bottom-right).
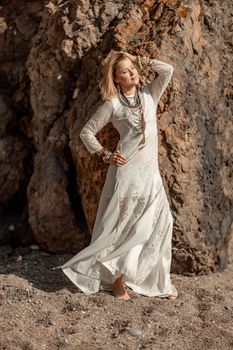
xmin=0 ymin=246 xmax=233 ymax=350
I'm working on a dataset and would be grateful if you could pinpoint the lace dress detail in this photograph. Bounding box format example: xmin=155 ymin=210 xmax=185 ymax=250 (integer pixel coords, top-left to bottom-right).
xmin=54 ymin=58 xmax=178 ymax=298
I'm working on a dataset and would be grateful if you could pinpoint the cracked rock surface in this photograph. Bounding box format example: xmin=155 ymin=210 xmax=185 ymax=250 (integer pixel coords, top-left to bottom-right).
xmin=0 ymin=1 xmax=232 ymax=272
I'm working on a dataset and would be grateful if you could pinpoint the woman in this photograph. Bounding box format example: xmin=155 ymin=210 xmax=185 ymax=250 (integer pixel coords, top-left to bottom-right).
xmin=53 ymin=50 xmax=178 ymax=301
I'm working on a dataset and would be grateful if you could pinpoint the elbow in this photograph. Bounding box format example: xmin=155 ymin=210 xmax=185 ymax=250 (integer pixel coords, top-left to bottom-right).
xmin=168 ymin=64 xmax=174 ymax=75
xmin=79 ymin=128 xmax=86 ymax=140
xmin=79 ymin=131 xmax=83 ymax=142
xmin=79 ymin=130 xmax=87 ymax=145
xmin=161 ymin=63 xmax=174 ymax=78
xmin=170 ymin=64 xmax=174 ymax=74
xmin=164 ymin=64 xmax=174 ymax=80
xmin=79 ymin=128 xmax=94 ymax=148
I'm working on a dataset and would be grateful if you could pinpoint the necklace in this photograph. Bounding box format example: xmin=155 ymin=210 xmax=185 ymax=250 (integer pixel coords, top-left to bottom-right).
xmin=116 ymin=86 xmax=146 ymax=148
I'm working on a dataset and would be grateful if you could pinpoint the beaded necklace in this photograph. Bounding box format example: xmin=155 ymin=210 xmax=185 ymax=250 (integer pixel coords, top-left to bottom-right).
xmin=116 ymin=86 xmax=146 ymax=148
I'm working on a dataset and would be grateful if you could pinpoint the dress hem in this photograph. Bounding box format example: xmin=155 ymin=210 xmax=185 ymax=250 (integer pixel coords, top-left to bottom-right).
xmin=61 ymin=260 xmax=178 ymax=298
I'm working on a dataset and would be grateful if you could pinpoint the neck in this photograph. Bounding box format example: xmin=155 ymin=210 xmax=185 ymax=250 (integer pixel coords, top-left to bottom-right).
xmin=120 ymin=85 xmax=136 ymax=96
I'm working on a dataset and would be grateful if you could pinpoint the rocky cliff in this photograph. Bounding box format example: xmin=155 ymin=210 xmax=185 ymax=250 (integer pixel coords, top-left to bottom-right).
xmin=0 ymin=0 xmax=232 ymax=274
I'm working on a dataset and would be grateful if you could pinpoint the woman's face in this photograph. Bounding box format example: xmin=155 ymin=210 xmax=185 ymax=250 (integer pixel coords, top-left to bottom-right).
xmin=114 ymin=58 xmax=139 ymax=90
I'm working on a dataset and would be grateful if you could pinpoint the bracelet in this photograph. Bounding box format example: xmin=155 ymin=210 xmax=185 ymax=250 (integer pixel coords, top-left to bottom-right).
xmin=96 ymin=147 xmax=112 ymax=164
xmin=136 ymin=55 xmax=150 ymax=69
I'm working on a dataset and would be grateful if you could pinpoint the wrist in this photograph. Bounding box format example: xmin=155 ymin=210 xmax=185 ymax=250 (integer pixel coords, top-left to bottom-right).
xmin=96 ymin=147 xmax=112 ymax=164
xmin=136 ymin=55 xmax=151 ymax=69
xmin=96 ymin=147 xmax=105 ymax=155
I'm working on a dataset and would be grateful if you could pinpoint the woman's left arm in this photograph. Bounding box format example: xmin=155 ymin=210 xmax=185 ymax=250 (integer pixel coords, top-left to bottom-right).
xmin=147 ymin=58 xmax=174 ymax=105
xmin=137 ymin=57 xmax=174 ymax=105
xmin=118 ymin=52 xmax=174 ymax=105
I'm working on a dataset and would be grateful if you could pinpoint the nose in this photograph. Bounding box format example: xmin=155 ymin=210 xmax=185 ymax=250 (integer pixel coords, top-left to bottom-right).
xmin=129 ymin=69 xmax=135 ymax=76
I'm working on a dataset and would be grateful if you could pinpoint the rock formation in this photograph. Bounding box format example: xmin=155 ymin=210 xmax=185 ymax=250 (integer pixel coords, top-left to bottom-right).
xmin=0 ymin=0 xmax=232 ymax=273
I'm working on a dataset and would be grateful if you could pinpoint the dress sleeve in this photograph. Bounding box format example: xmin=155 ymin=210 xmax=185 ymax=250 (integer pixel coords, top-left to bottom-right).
xmin=146 ymin=59 xmax=174 ymax=105
xmin=79 ymin=99 xmax=113 ymax=155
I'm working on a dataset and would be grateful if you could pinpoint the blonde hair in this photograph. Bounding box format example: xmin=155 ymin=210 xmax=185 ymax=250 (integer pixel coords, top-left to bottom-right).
xmin=99 ymin=51 xmax=130 ymax=100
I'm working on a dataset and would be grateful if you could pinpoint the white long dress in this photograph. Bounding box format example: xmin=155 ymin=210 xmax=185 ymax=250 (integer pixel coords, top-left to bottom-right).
xmin=53 ymin=58 xmax=178 ymax=298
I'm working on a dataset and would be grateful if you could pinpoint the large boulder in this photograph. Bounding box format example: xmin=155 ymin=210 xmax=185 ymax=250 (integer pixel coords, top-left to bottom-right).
xmin=0 ymin=0 xmax=232 ymax=272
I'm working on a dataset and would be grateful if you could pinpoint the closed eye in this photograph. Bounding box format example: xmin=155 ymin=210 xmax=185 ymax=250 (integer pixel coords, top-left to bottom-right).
xmin=121 ymin=65 xmax=136 ymax=74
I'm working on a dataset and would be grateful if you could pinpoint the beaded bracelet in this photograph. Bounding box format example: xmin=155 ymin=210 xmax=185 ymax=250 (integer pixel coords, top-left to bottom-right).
xmin=136 ymin=55 xmax=150 ymax=69
xmin=96 ymin=147 xmax=112 ymax=164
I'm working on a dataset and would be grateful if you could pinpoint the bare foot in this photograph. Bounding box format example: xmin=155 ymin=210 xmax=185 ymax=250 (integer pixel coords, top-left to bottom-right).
xmin=112 ymin=275 xmax=131 ymax=300
xmin=167 ymin=294 xmax=178 ymax=300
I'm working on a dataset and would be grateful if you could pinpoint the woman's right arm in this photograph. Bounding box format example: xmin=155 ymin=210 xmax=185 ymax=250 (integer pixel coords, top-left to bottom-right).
xmin=79 ymin=99 xmax=113 ymax=155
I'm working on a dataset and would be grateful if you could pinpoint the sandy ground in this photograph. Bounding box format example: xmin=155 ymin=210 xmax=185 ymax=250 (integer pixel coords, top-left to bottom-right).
xmin=0 ymin=245 xmax=233 ymax=350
